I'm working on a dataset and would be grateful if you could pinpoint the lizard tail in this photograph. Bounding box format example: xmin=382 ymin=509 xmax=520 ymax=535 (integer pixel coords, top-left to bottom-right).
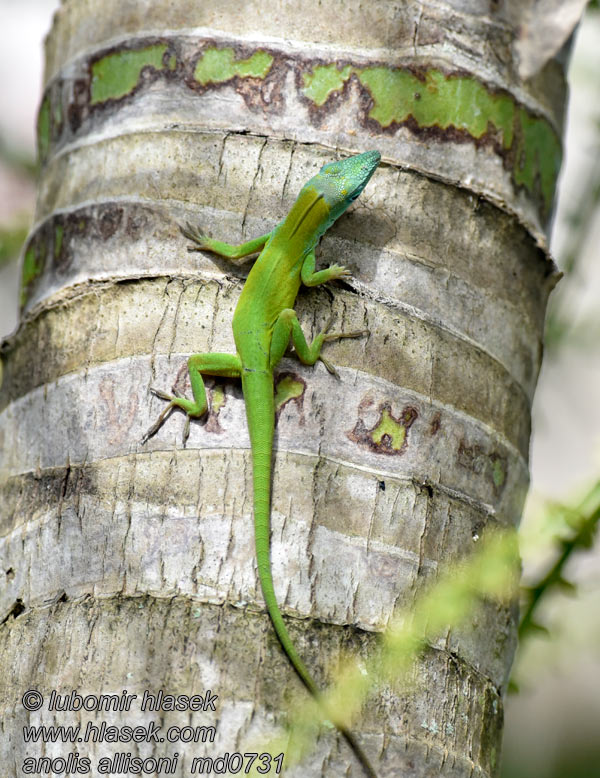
xmin=242 ymin=372 xmax=377 ymax=778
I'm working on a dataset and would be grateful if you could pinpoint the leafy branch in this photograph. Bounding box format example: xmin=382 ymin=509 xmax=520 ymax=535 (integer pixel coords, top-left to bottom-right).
xmin=519 ymin=480 xmax=600 ymax=640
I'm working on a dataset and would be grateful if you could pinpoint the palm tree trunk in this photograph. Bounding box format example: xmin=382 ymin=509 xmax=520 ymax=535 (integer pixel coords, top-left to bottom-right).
xmin=1 ymin=1 xmax=569 ymax=775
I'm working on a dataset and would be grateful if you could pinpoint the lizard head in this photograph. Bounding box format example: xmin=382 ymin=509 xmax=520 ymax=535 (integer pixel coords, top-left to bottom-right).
xmin=312 ymin=150 xmax=381 ymax=224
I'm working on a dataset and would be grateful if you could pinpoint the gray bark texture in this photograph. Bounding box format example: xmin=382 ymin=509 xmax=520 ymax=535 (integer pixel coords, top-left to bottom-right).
xmin=0 ymin=1 xmax=569 ymax=776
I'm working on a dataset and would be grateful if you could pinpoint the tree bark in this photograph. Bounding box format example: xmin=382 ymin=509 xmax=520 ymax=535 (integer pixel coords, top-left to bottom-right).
xmin=0 ymin=1 xmax=566 ymax=776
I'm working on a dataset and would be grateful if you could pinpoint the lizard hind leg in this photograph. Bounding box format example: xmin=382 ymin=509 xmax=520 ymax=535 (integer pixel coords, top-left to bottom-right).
xmin=269 ymin=308 xmax=368 ymax=378
xmin=142 ymin=352 xmax=242 ymax=444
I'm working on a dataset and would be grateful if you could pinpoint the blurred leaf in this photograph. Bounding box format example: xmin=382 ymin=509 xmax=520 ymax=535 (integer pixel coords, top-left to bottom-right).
xmin=555 ymin=576 xmax=577 ymax=593
xmin=525 ymin=620 xmax=551 ymax=637
xmin=507 ymin=678 xmax=520 ymax=694
xmin=544 ymin=314 xmax=600 ymax=353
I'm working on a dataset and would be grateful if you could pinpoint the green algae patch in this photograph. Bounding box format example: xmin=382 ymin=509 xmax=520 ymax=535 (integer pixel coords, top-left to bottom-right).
xmin=514 ymin=108 xmax=562 ymax=213
xmin=371 ymin=406 xmax=409 ymax=452
xmin=302 ymin=64 xmax=352 ymax=106
xmin=37 ymin=94 xmax=51 ymax=163
xmin=54 ymin=224 xmax=64 ymax=260
xmin=349 ymin=403 xmax=417 ymax=455
xmin=357 ymin=66 xmax=561 ymax=210
xmin=301 ymin=60 xmax=561 ymax=211
xmin=210 ymin=385 xmax=226 ymax=415
xmin=90 ymin=44 xmax=169 ymax=104
xmin=358 ymin=68 xmax=516 ymax=147
xmin=304 ymin=64 xmax=517 ymax=145
xmin=53 ymin=98 xmax=63 ymax=129
xmin=491 ymin=456 xmax=506 ymax=490
xmin=275 ymin=374 xmax=305 ymax=412
xmin=20 ymin=244 xmax=44 ymax=307
xmin=194 ymin=47 xmax=273 ymax=86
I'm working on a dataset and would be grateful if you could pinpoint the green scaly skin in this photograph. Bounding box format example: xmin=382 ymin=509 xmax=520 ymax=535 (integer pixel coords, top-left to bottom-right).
xmin=144 ymin=151 xmax=381 ymax=777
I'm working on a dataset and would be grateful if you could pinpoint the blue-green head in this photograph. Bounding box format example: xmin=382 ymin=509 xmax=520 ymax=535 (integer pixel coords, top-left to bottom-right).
xmin=284 ymin=150 xmax=380 ymax=243
xmin=311 ymin=150 xmax=380 ymax=224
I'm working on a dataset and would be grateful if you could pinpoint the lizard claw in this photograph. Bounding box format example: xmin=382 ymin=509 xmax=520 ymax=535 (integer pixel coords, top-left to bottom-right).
xmin=150 ymin=386 xmax=176 ymax=402
xmin=142 ymin=386 xmax=185 ymax=443
xmin=317 ymin=321 xmax=368 ymax=380
xmin=182 ymin=415 xmax=191 ymax=447
xmin=319 ymin=355 xmax=340 ymax=379
xmin=143 ymin=385 xmax=205 ymax=445
xmin=323 ymin=328 xmax=369 ymax=342
xmin=141 ymin=400 xmax=176 ymax=444
xmin=180 ymin=221 xmax=209 ymax=250
xmin=328 ymin=263 xmax=352 ymax=280
xmin=321 ymin=313 xmax=336 ymax=335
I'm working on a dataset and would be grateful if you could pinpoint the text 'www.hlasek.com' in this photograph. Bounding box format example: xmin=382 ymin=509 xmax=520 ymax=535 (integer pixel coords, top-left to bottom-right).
xmin=20 ymin=688 xmax=285 ymax=775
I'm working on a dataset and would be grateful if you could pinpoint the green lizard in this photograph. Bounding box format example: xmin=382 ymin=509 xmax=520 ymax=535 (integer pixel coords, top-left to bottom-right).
xmin=143 ymin=150 xmax=381 ymax=776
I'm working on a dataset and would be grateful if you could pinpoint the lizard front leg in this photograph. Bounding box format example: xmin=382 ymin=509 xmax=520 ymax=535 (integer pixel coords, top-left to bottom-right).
xmin=180 ymin=224 xmax=272 ymax=262
xmin=300 ymin=248 xmax=351 ymax=286
xmin=142 ymin=352 xmax=242 ymax=443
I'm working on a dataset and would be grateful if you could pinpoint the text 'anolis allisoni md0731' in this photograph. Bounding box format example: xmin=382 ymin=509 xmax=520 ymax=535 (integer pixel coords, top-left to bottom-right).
xmin=143 ymin=150 xmax=381 ymax=777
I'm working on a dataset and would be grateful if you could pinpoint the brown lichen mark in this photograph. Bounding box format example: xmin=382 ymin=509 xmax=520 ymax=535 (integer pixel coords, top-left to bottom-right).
xmin=188 ymin=42 xmax=285 ymax=114
xmin=66 ymin=76 xmax=92 ymax=135
xmin=19 ymin=203 xmax=158 ymax=308
xmin=457 ymin=440 xmax=508 ymax=496
xmin=274 ymin=372 xmax=306 ymax=421
xmin=99 ymin=373 xmax=140 ymax=447
xmin=348 ymin=398 xmax=418 ymax=455
xmin=430 ymin=412 xmax=442 ymax=436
